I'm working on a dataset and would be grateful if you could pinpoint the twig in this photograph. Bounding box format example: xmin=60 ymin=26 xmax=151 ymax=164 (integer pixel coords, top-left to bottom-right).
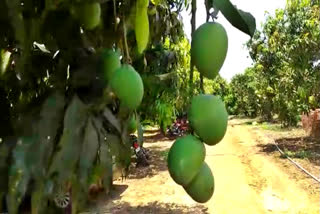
xmin=122 ymin=20 xmax=132 ymax=64
xmin=113 ymin=0 xmax=118 ymax=31
xmin=189 ymin=0 xmax=196 ymax=95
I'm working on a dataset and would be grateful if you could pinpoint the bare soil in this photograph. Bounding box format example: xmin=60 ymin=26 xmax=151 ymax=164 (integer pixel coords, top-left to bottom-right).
xmin=83 ymin=119 xmax=320 ymax=214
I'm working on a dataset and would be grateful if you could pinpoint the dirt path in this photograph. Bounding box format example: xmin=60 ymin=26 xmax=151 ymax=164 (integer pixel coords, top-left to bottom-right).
xmin=86 ymin=121 xmax=320 ymax=214
xmin=205 ymin=122 xmax=319 ymax=214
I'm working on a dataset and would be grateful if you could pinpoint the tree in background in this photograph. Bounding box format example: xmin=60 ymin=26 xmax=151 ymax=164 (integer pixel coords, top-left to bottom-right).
xmin=140 ymin=36 xmax=231 ymax=133
xmin=228 ymin=68 xmax=259 ymax=117
xmin=229 ymin=0 xmax=320 ymax=126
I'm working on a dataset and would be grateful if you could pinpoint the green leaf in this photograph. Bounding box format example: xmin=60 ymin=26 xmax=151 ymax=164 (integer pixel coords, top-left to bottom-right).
xmin=151 ymin=0 xmax=166 ymax=6
xmin=0 ymin=143 xmax=9 ymax=193
xmin=136 ymin=114 xmax=144 ymax=146
xmin=135 ymin=0 xmax=149 ymax=54
xmin=106 ymin=133 xmax=122 ymax=158
xmin=103 ymin=107 xmax=122 ymax=133
xmin=98 ymin=142 xmax=113 ymax=193
xmin=31 ymin=181 xmax=46 ymax=214
xmin=213 ymin=0 xmax=256 ymax=37
xmin=8 ymin=137 xmax=35 ymax=214
xmin=30 ymin=93 xmax=65 ymax=178
xmin=105 ymin=133 xmax=124 ymax=181
xmin=70 ymin=175 xmax=86 ymax=214
xmin=1 ymin=49 xmax=11 ymax=74
xmin=91 ymin=119 xmax=113 ymax=191
xmin=121 ymin=120 xmax=130 ymax=147
xmin=79 ymin=118 xmax=99 ymax=187
xmin=49 ymin=95 xmax=87 ymax=183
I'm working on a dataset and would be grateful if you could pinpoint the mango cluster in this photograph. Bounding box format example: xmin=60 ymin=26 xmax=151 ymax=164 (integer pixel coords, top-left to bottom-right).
xmin=167 ymin=22 xmax=229 ymax=203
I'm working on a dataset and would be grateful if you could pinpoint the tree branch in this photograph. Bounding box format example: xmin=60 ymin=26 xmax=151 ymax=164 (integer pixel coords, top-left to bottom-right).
xmin=189 ymin=0 xmax=196 ymax=95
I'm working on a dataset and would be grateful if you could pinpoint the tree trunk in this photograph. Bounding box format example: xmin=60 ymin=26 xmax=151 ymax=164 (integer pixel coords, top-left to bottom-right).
xmin=200 ymin=75 xmax=204 ymax=93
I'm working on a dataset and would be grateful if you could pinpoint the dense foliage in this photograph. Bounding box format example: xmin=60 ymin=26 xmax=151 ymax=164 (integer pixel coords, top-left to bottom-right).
xmin=0 ymin=0 xmax=256 ymax=211
xmin=140 ymin=37 xmax=224 ymax=132
xmin=229 ymin=0 xmax=320 ymax=126
xmin=0 ymin=0 xmax=190 ymax=212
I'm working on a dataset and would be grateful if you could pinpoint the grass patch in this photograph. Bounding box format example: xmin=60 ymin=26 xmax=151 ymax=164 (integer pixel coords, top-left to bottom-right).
xmin=280 ymin=149 xmax=312 ymax=159
xmin=259 ymin=123 xmax=283 ymax=131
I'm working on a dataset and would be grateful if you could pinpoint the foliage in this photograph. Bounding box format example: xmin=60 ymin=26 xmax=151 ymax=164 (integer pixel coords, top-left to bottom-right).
xmin=230 ymin=0 xmax=320 ymax=126
xmin=139 ymin=37 xmax=184 ymax=132
xmin=139 ymin=0 xmax=257 ymax=132
xmin=166 ymin=0 xmax=256 ymax=203
xmin=210 ymin=0 xmax=256 ymax=37
xmin=139 ymin=34 xmax=232 ymax=132
xmin=228 ymin=68 xmax=259 ymax=117
xmin=140 ymin=36 xmax=201 ymax=132
xmin=209 ymin=75 xmax=231 ymax=105
xmin=0 ymin=0 xmax=189 ymax=212
xmin=155 ymin=97 xmax=177 ymax=133
xmin=0 ymin=0 xmax=256 ymax=211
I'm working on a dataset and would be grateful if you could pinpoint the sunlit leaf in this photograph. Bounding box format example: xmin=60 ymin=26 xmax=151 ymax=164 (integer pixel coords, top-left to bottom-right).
xmin=136 ymin=0 xmax=150 ymax=54
xmin=151 ymin=0 xmax=167 ymax=6
xmin=212 ymin=0 xmax=256 ymax=37
xmin=0 ymin=49 xmax=11 ymax=74
xmin=33 ymin=42 xmax=51 ymax=54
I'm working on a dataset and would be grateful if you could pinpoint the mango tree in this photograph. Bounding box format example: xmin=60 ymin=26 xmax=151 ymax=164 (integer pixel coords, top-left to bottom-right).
xmin=0 ymin=0 xmax=255 ymax=213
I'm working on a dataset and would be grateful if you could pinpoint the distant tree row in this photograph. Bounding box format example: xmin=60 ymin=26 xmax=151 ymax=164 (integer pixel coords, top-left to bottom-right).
xmin=227 ymin=0 xmax=320 ymax=126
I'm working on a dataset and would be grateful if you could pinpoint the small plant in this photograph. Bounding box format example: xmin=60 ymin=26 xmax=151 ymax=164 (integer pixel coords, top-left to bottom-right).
xmin=281 ymin=149 xmax=312 ymax=159
xmin=260 ymin=123 xmax=283 ymax=132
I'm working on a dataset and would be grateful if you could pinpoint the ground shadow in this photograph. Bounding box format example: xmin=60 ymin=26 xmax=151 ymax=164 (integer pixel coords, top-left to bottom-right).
xmin=128 ymin=145 xmax=169 ymax=179
xmin=84 ymin=184 xmax=129 ymax=212
xmin=144 ymin=130 xmax=179 ymax=143
xmin=109 ymin=184 xmax=129 ymax=200
xmin=275 ymin=137 xmax=320 ymax=152
xmin=257 ymin=143 xmax=278 ymax=153
xmin=144 ymin=131 xmax=168 ymax=143
xmin=110 ymin=201 xmax=209 ymax=214
xmin=257 ymin=136 xmax=320 ymax=165
xmin=276 ymin=136 xmax=320 ymax=165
